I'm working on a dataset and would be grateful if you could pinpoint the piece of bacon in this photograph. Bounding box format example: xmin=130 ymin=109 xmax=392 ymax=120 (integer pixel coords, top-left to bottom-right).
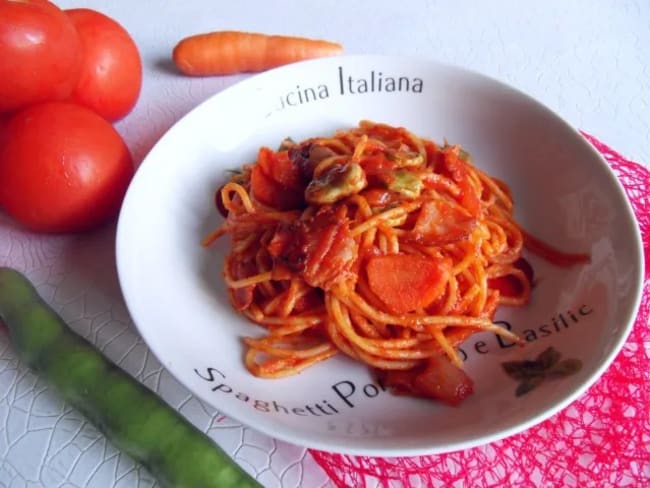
xmin=288 ymin=141 xmax=337 ymax=182
xmin=379 ymin=354 xmax=474 ymax=406
xmin=267 ymin=208 xmax=357 ymax=290
xmin=438 ymin=147 xmax=481 ymax=218
xmin=410 ymin=199 xmax=477 ymax=245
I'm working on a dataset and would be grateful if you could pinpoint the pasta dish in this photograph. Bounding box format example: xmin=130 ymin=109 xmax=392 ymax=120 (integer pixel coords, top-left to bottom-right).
xmin=203 ymin=121 xmax=588 ymax=405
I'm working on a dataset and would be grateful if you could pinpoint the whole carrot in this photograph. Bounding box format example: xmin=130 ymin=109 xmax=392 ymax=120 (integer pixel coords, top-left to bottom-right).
xmin=172 ymin=30 xmax=343 ymax=76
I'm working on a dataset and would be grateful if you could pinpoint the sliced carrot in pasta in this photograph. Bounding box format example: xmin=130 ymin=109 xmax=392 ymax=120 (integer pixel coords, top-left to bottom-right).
xmin=250 ymin=163 xmax=303 ymax=210
xmin=366 ymin=254 xmax=451 ymax=314
xmin=258 ymin=147 xmax=302 ymax=189
xmin=273 ymin=150 xmax=303 ymax=189
xmin=250 ymin=164 xmax=278 ymax=205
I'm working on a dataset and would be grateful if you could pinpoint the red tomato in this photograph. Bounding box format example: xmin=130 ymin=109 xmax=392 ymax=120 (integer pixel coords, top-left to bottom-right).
xmin=0 ymin=102 xmax=134 ymax=233
xmin=0 ymin=113 xmax=9 ymax=134
xmin=65 ymin=8 xmax=142 ymax=121
xmin=0 ymin=0 xmax=82 ymax=113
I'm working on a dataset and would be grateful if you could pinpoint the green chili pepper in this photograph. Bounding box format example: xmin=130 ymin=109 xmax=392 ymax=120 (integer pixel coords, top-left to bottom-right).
xmin=0 ymin=267 xmax=260 ymax=488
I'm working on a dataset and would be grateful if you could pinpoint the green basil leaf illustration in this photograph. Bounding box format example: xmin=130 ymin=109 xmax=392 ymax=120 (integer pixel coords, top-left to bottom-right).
xmin=536 ymin=347 xmax=561 ymax=369
xmin=516 ymin=375 xmax=545 ymax=397
xmin=502 ymin=360 xmax=547 ymax=380
xmin=547 ymin=359 xmax=583 ymax=378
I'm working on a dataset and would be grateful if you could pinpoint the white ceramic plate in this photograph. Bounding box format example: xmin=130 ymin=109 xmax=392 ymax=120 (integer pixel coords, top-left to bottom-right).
xmin=116 ymin=55 xmax=643 ymax=456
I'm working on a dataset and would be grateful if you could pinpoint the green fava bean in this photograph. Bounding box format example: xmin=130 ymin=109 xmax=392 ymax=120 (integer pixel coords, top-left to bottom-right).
xmin=0 ymin=267 xmax=260 ymax=488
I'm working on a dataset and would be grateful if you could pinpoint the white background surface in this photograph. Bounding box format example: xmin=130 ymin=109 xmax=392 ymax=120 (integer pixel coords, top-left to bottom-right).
xmin=0 ymin=1 xmax=648 ymax=487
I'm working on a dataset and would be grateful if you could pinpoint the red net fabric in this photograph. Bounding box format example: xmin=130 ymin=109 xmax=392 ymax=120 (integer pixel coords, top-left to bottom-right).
xmin=309 ymin=133 xmax=650 ymax=487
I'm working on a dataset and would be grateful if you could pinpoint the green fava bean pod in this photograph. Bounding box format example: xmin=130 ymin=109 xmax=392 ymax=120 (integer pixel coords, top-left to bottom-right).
xmin=0 ymin=267 xmax=260 ymax=488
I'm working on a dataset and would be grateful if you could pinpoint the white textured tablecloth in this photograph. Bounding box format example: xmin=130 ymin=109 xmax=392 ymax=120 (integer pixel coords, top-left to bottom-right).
xmin=1 ymin=1 xmax=648 ymax=486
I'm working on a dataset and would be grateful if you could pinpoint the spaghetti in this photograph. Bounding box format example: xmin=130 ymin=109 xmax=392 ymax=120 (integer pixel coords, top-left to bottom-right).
xmin=204 ymin=121 xmax=589 ymax=405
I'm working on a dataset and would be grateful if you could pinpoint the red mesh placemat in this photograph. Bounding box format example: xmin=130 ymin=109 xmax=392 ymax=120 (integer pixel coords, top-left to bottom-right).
xmin=309 ymin=133 xmax=650 ymax=487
